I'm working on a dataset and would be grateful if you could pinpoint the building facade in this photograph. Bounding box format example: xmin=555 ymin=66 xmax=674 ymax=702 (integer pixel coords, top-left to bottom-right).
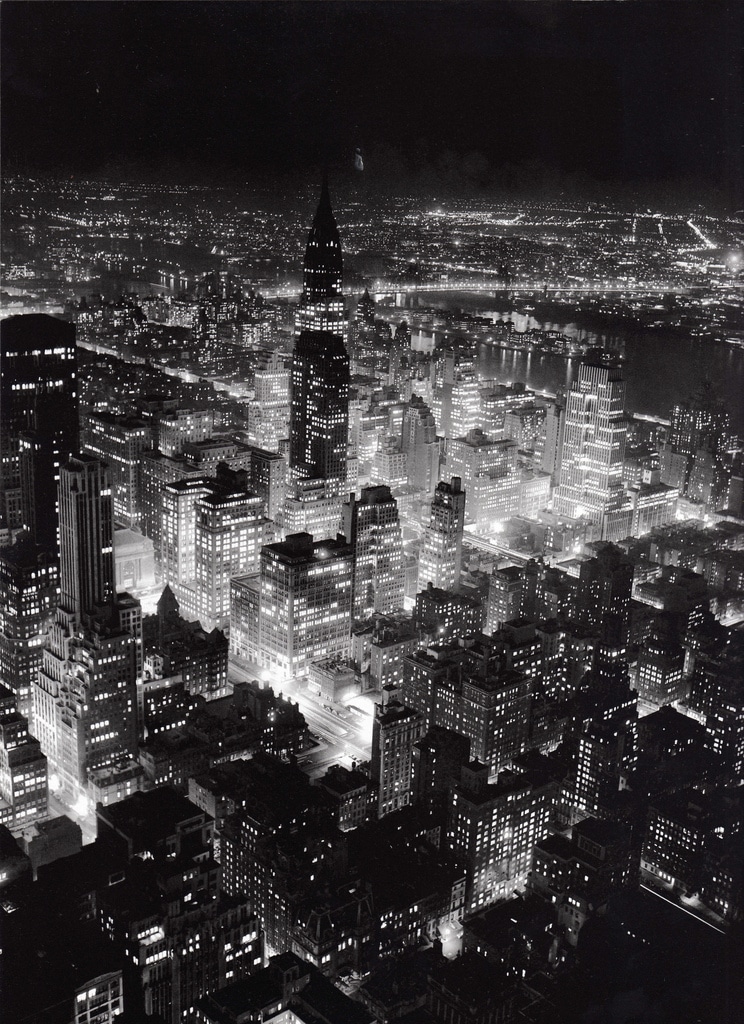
xmin=258 ymin=533 xmax=353 ymax=682
xmin=418 ymin=477 xmax=466 ymax=592
xmin=553 ymin=351 xmax=628 ymax=538
xmin=342 ymin=486 xmax=405 ymax=620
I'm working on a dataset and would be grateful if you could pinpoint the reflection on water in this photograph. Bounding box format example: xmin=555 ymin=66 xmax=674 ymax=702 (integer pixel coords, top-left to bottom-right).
xmin=453 ymin=301 xmax=743 ymax=434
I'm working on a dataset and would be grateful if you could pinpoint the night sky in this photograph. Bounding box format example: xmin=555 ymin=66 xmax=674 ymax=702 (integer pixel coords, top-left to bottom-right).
xmin=2 ymin=1 xmax=742 ymax=201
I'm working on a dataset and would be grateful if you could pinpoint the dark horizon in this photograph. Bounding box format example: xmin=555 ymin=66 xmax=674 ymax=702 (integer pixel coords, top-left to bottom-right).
xmin=2 ymin=1 xmax=742 ymax=207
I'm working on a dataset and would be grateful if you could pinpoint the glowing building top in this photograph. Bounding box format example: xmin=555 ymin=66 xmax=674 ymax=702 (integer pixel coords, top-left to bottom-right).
xmin=297 ymin=175 xmax=344 ymax=338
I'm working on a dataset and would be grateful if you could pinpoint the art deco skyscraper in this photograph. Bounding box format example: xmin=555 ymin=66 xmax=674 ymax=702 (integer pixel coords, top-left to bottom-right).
xmin=0 ymin=314 xmax=79 ymax=548
xmin=290 ymin=330 xmax=350 ymax=495
xmin=553 ymin=350 xmax=628 ymax=536
xmin=290 ymin=179 xmax=350 ymax=496
xmin=296 ymin=175 xmax=345 ymax=339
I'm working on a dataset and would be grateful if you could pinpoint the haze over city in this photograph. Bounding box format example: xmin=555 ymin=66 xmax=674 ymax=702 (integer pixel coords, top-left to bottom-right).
xmin=1 ymin=4 xmax=743 ymax=1024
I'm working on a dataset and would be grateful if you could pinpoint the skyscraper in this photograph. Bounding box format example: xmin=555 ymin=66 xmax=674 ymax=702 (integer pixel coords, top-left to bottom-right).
xmin=660 ymin=383 xmax=730 ymax=508
xmin=81 ymin=412 xmax=151 ymax=527
xmin=162 ymin=472 xmax=273 ymax=632
xmin=445 ymin=431 xmax=520 ymax=528
xmin=668 ymin=382 xmax=729 ymax=462
xmin=553 ymin=350 xmax=628 ymax=537
xmin=342 ymin=485 xmax=405 ymax=620
xmin=194 ymin=487 xmax=272 ymax=632
xmin=57 ymin=457 xmax=116 ymax=621
xmin=289 ymin=180 xmax=350 ymax=497
xmin=447 ymin=762 xmax=555 ymax=911
xmin=0 ymin=314 xmax=78 ymax=548
xmin=0 ymin=682 xmax=48 ymax=830
xmin=296 ymin=176 xmax=344 ymax=339
xmin=401 ymin=395 xmax=439 ymax=494
xmin=290 ymin=329 xmax=350 ymax=495
xmin=418 ymin=477 xmax=466 ymax=592
xmin=33 ymin=457 xmax=141 ymax=808
xmin=0 ymin=538 xmax=59 ymax=720
xmin=370 ymin=700 xmax=426 ymax=818
xmin=258 ymin=532 xmax=353 ymax=682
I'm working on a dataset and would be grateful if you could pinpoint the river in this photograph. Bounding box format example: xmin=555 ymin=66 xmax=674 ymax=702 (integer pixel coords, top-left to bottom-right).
xmin=406 ymin=292 xmax=744 ymax=436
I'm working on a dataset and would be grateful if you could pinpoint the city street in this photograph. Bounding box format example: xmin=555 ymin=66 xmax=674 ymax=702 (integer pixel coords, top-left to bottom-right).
xmin=228 ymin=656 xmax=374 ymax=778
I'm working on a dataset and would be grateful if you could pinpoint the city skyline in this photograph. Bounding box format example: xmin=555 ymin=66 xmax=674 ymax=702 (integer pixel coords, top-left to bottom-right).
xmin=1 ymin=4 xmax=743 ymax=1024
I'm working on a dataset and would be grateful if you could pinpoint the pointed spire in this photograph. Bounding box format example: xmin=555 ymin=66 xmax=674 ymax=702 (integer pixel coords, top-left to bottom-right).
xmin=315 ymin=170 xmax=334 ymax=227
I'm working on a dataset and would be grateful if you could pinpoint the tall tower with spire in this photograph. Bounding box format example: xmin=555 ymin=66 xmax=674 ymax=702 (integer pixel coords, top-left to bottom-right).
xmin=296 ymin=175 xmax=345 ymax=339
xmin=289 ymin=179 xmax=350 ymax=498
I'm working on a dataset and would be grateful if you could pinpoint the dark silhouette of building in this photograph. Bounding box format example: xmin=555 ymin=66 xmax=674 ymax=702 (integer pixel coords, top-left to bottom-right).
xmin=290 ymin=180 xmax=350 ymax=497
xmin=289 ymin=330 xmax=350 ymax=495
xmin=0 ymin=314 xmax=78 ymax=548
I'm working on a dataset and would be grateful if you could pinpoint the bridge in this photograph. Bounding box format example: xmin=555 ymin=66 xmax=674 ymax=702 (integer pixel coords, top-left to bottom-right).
xmin=257 ymin=278 xmax=692 ymax=302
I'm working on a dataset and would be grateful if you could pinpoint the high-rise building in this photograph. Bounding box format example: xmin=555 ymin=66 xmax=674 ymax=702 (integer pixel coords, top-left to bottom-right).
xmin=162 ymin=478 xmax=213 ymax=591
xmin=33 ymin=458 xmax=141 ymax=808
xmin=418 ymin=478 xmax=466 ymax=592
xmin=571 ymin=542 xmax=633 ymax=641
xmin=138 ymin=449 xmax=204 ymax=558
xmin=485 ymin=566 xmax=524 ymax=635
xmin=258 ymin=532 xmax=353 ymax=682
xmin=431 ymin=351 xmax=480 ymax=438
xmin=447 ymin=762 xmax=556 ymax=912
xmin=402 ymin=637 xmax=532 ymax=774
xmin=553 ymin=351 xmax=629 ymax=538
xmin=289 ymin=330 xmax=350 ymax=496
xmin=370 ymin=700 xmax=427 ymax=818
xmin=194 ymin=488 xmax=272 ymax=632
xmin=289 ymin=180 xmax=350 ymax=497
xmin=57 ymin=457 xmax=116 ymax=621
xmin=636 ymin=614 xmax=686 ymax=707
xmin=370 ymin=435 xmax=408 ymax=491
xmin=248 ymin=356 xmax=291 ymax=453
xmin=245 ymin=445 xmax=287 ymax=523
xmin=342 ymin=485 xmax=405 ymax=620
xmin=296 ymin=176 xmax=345 ymax=339
xmin=445 ymin=431 xmax=521 ymax=528
xmin=0 ymin=314 xmax=78 ymax=548
xmin=0 ymin=682 xmax=48 ymax=831
xmin=572 ymin=653 xmax=638 ymax=820
xmin=82 ymin=413 xmax=151 ymax=527
xmin=283 ymin=478 xmax=344 ymax=540
xmin=401 ymin=396 xmax=440 ymax=494
xmin=162 ymin=473 xmax=272 ymax=632
xmin=155 ymin=407 xmax=215 ymax=457
xmin=668 ymin=383 xmax=729 ymax=465
xmin=96 ymin=788 xmax=262 ymax=1024
xmin=503 ymin=403 xmax=546 ymax=453
xmin=0 ymin=538 xmax=59 ymax=721
xmin=415 ymin=584 xmax=484 ymax=642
